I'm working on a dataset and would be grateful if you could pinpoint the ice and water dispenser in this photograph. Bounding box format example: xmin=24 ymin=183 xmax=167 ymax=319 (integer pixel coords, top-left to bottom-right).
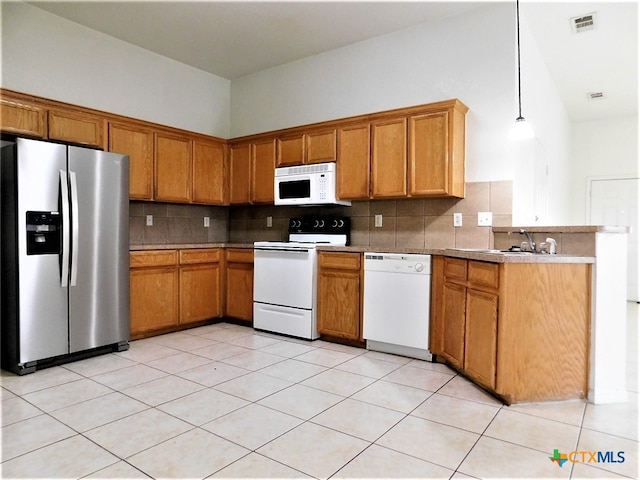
xmin=26 ymin=211 xmax=60 ymax=255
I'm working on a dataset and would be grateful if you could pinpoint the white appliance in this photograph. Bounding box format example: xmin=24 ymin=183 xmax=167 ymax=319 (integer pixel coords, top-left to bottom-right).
xmin=274 ymin=162 xmax=351 ymax=206
xmin=363 ymin=252 xmax=432 ymax=360
xmin=253 ymin=216 xmax=350 ymax=339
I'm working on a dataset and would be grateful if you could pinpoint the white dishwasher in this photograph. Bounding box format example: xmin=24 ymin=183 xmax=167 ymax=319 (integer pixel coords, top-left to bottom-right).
xmin=363 ymin=252 xmax=432 ymax=361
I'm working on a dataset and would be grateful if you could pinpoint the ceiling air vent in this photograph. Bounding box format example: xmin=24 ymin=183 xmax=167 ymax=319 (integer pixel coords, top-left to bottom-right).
xmin=587 ymin=92 xmax=605 ymax=100
xmin=571 ymin=12 xmax=596 ymax=33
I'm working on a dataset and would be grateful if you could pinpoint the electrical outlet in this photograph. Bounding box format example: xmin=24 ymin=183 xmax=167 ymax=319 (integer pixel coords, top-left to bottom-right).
xmin=478 ymin=212 xmax=493 ymax=227
xmin=267 ymin=216 xmax=273 ymax=228
xmin=146 ymin=215 xmax=153 ymax=226
xmin=204 ymin=216 xmax=210 ymax=228
xmin=374 ymin=214 xmax=383 ymax=227
xmin=453 ymin=213 xmax=462 ymax=227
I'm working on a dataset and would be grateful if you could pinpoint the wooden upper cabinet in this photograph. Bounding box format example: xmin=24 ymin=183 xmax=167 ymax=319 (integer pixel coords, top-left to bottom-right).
xmin=108 ymin=122 xmax=154 ymax=200
xmin=251 ymin=138 xmax=276 ymax=204
xmin=371 ymin=117 xmax=407 ymax=198
xmin=276 ymin=130 xmax=337 ymax=167
xmin=229 ymin=143 xmax=251 ymax=205
xmin=0 ymin=97 xmax=46 ymax=138
xmin=306 ymin=129 xmax=336 ymax=164
xmin=276 ymin=134 xmax=305 ymax=167
xmin=192 ymin=139 xmax=226 ymax=204
xmin=155 ymin=132 xmax=191 ymax=203
xmin=409 ymin=111 xmax=449 ymax=196
xmin=48 ymin=109 xmax=105 ymax=148
xmin=337 ymin=123 xmax=370 ymax=200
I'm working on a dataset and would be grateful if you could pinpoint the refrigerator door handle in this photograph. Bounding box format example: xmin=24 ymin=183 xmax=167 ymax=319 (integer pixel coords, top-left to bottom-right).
xmin=69 ymin=170 xmax=79 ymax=287
xmin=59 ymin=170 xmax=70 ymax=287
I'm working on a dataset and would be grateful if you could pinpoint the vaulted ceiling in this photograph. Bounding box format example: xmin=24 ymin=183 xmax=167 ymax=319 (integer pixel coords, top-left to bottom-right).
xmin=28 ymin=1 xmax=638 ymax=122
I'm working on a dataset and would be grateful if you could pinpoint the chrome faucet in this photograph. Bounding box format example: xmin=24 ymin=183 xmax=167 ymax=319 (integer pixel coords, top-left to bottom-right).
xmin=519 ymin=229 xmax=535 ymax=252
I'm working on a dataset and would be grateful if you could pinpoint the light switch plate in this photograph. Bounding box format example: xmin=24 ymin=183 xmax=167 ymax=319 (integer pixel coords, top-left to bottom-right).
xmin=374 ymin=214 xmax=383 ymax=227
xmin=453 ymin=213 xmax=462 ymax=227
xmin=204 ymin=216 xmax=210 ymax=228
xmin=267 ymin=216 xmax=273 ymax=228
xmin=478 ymin=212 xmax=493 ymax=226
xmin=146 ymin=215 xmax=153 ymax=226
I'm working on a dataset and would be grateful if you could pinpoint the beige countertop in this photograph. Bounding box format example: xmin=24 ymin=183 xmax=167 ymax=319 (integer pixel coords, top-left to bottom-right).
xmin=316 ymin=246 xmax=595 ymax=264
xmin=493 ymin=225 xmax=629 ymax=234
xmin=130 ymin=243 xmax=253 ymax=251
xmin=130 ymin=243 xmax=594 ymax=263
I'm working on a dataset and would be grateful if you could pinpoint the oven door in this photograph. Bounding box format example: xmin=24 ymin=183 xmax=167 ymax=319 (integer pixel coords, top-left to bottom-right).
xmin=253 ymin=246 xmax=316 ymax=309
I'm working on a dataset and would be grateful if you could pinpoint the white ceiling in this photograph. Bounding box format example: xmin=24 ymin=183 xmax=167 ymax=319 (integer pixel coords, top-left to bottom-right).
xmin=28 ymin=1 xmax=638 ymax=123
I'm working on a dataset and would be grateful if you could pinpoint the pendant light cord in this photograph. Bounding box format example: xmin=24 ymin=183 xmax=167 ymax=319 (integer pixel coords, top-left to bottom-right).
xmin=516 ymin=0 xmax=524 ymax=120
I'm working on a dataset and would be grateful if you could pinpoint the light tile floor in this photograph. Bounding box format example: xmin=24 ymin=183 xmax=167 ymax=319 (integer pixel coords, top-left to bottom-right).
xmin=1 ymin=303 xmax=638 ymax=479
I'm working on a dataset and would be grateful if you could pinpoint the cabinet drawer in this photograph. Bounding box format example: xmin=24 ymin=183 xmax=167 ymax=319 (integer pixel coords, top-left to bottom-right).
xmin=130 ymin=250 xmax=178 ymax=268
xmin=444 ymin=257 xmax=467 ymax=281
xmin=179 ymin=248 xmax=220 ymax=265
xmin=226 ymin=249 xmax=254 ymax=263
xmin=318 ymin=252 xmax=361 ymax=270
xmin=468 ymin=261 xmax=499 ymax=290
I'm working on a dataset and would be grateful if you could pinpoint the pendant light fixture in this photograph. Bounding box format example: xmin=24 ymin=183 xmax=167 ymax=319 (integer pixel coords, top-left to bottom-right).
xmin=510 ymin=0 xmax=535 ymax=140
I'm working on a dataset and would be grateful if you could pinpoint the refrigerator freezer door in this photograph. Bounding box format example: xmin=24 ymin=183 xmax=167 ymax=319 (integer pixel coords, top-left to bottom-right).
xmin=67 ymin=147 xmax=129 ymax=353
xmin=16 ymin=139 xmax=69 ymax=363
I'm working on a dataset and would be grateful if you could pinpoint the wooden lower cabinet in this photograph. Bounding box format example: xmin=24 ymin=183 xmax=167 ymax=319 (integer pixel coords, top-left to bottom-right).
xmin=179 ymin=249 xmax=222 ymax=325
xmin=430 ymin=255 xmax=591 ymax=403
xmin=130 ymin=251 xmax=180 ymax=336
xmin=463 ymin=289 xmax=498 ymax=389
xmin=130 ymin=249 xmax=222 ymax=337
xmin=317 ymin=252 xmax=363 ymax=342
xmin=225 ymin=249 xmax=254 ymax=322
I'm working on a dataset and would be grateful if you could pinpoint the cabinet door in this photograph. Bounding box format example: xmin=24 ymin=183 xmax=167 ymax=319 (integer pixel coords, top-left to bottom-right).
xmin=192 ymin=139 xmax=225 ymax=204
xmin=441 ymin=282 xmax=466 ymax=369
xmin=371 ymin=117 xmax=407 ymax=197
xmin=251 ymin=138 xmax=276 ymax=204
xmin=226 ymin=250 xmax=254 ymax=322
xmin=155 ymin=132 xmax=191 ymax=203
xmin=408 ymin=111 xmax=449 ymax=196
xmin=179 ymin=263 xmax=221 ymax=324
xmin=464 ymin=289 xmax=498 ymax=389
xmin=337 ymin=124 xmax=370 ymax=199
xmin=317 ymin=252 xmax=362 ymax=341
xmin=229 ymin=144 xmax=251 ymax=204
xmin=306 ymin=129 xmax=336 ymax=164
xmin=130 ymin=267 xmax=179 ymax=335
xmin=109 ymin=122 xmax=154 ymax=200
xmin=48 ymin=109 xmax=105 ymax=148
xmin=276 ymin=134 xmax=305 ymax=167
xmin=0 ymin=98 xmax=46 ymax=138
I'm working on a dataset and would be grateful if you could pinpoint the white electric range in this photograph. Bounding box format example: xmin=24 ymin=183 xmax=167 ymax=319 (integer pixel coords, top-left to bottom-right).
xmin=253 ymin=216 xmax=350 ymax=340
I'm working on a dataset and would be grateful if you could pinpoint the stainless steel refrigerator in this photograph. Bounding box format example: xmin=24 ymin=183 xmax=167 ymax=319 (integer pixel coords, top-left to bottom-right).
xmin=1 ymin=137 xmax=130 ymax=375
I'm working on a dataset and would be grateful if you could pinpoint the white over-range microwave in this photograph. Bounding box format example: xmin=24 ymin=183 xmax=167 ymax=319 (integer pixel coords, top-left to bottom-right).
xmin=274 ymin=162 xmax=351 ymax=206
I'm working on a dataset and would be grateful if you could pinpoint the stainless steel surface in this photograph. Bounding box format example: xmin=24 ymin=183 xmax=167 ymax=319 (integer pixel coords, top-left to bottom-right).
xmin=59 ymin=170 xmax=70 ymax=287
xmin=68 ymin=146 xmax=129 ymax=353
xmin=1 ymin=138 xmax=130 ymax=373
xmin=16 ymin=139 xmax=69 ymax=363
xmin=69 ymin=170 xmax=79 ymax=287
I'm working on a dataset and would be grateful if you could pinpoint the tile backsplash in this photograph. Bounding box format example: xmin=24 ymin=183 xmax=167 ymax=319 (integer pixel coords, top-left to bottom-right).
xmin=228 ymin=181 xmax=513 ymax=249
xmin=130 ymin=202 xmax=229 ymax=245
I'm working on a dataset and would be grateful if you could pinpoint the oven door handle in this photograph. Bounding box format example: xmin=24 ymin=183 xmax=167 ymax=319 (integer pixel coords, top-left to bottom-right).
xmin=254 ymin=247 xmax=311 ymax=253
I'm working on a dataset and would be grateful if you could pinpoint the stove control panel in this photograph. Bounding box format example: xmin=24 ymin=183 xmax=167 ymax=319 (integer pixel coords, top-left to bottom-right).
xmin=288 ymin=216 xmax=351 ymax=235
